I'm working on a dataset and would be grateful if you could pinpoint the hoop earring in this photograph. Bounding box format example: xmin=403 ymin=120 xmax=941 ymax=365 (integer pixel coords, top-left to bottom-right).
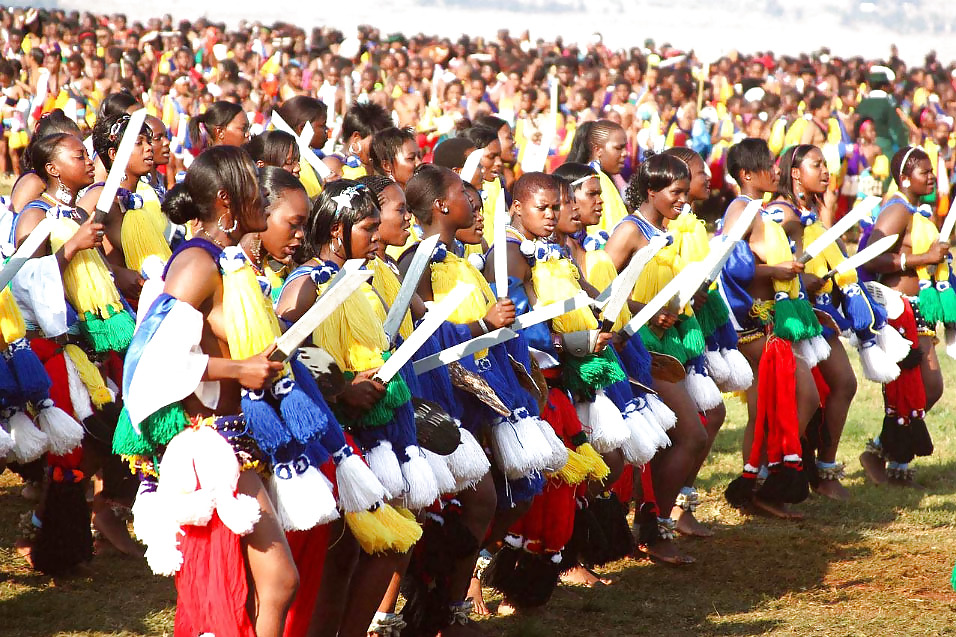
xmin=348 ymin=142 xmax=360 ymax=156
xmin=331 ymin=237 xmax=342 ymax=254
xmin=217 ymin=213 xmax=238 ymax=234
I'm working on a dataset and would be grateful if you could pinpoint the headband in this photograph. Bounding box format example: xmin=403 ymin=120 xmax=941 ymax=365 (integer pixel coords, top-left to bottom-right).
xmin=899 ymin=146 xmax=918 ymax=183
xmin=570 ymin=174 xmax=596 ymax=187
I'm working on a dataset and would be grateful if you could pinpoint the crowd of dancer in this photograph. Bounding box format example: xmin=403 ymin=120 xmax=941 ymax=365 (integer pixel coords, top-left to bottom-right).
xmin=0 ymin=6 xmax=955 ymax=637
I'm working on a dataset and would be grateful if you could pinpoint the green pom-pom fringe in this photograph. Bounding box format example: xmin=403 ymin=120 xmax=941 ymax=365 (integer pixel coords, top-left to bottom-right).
xmin=677 ymin=315 xmax=706 ymax=359
xmin=693 ymin=289 xmax=730 ymax=338
xmin=639 ymin=325 xmax=688 ymax=364
xmin=561 ymin=346 xmax=627 ymax=396
xmin=79 ymin=306 xmax=135 ymax=353
xmin=339 ymin=352 xmax=413 ymax=428
xmin=112 ymin=402 xmax=188 ymax=456
xmin=918 ymin=285 xmax=943 ymax=326
xmin=773 ymin=297 xmax=808 ymax=342
xmin=937 ymin=285 xmax=956 ymax=324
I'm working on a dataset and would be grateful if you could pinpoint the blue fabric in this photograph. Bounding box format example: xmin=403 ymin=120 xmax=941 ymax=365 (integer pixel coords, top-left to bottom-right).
xmin=122 ymin=292 xmax=176 ymax=399
xmin=717 ymin=240 xmax=761 ymax=332
xmin=162 ymin=237 xmax=224 ymax=278
xmin=504 ymin=278 xmax=555 ymax=357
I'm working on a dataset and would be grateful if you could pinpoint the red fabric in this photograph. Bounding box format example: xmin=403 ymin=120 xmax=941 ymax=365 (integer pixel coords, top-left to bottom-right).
xmin=611 ymin=464 xmax=634 ymax=503
xmin=31 ymin=337 xmax=82 ymax=470
xmin=508 ymin=389 xmax=579 ymax=553
xmin=884 ymin=298 xmax=926 ymax=419
xmin=812 ymin=367 xmax=830 ymax=407
xmin=640 ymin=465 xmax=658 ymax=514
xmin=174 ymin=513 xmax=256 ymax=637
xmin=751 ymin=337 xmax=800 ymax=466
xmin=283 ymin=524 xmax=330 ymax=637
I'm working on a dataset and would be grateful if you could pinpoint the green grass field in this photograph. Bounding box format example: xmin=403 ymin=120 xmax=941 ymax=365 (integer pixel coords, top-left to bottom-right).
xmin=1 ymin=349 xmax=955 ymax=637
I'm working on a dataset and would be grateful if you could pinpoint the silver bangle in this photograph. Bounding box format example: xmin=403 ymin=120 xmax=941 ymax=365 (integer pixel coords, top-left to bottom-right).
xmin=477 ymin=318 xmax=489 ymax=334
xmin=900 ymin=253 xmax=907 ymax=271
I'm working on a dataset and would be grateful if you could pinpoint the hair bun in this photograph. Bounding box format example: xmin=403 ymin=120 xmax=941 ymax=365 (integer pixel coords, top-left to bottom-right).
xmin=163 ymin=183 xmax=201 ymax=225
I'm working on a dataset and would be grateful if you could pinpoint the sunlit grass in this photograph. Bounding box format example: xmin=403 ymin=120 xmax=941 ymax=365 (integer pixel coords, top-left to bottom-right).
xmin=1 ymin=349 xmax=954 ymax=636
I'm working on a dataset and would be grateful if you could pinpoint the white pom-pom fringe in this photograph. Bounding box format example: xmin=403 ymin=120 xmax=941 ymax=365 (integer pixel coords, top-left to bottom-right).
xmin=684 ymin=370 xmax=723 ymax=412
xmin=365 ymin=440 xmax=405 ymax=500
xmin=270 ymin=461 xmax=340 ymax=531
xmin=401 ymin=446 xmax=440 ymax=510
xmin=880 ymin=324 xmax=912 ymax=363
xmin=35 ymin=403 xmax=84 ymax=455
xmin=645 ymin=394 xmax=677 ymax=431
xmin=335 ymin=451 xmax=389 ymax=513
xmin=63 ymin=355 xmax=95 ymax=422
xmin=444 ymin=426 xmax=490 ymax=491
xmin=132 ymin=484 xmax=185 ymax=576
xmin=704 ymin=349 xmax=731 ymax=385
xmin=530 ymin=417 xmax=565 ymax=473
xmin=721 ymin=348 xmax=754 ymax=391
xmin=0 ymin=425 xmax=15 ymax=458
xmin=619 ymin=403 xmax=659 ymax=466
xmin=810 ymin=335 xmax=831 ymax=364
xmin=215 ymin=492 xmax=261 ymax=536
xmin=577 ymin=390 xmax=630 ymax=453
xmin=793 ymin=339 xmax=819 ymax=367
xmin=858 ymin=342 xmax=900 ymax=383
xmin=423 ymin=448 xmax=458 ymax=495
xmin=490 ymin=412 xmax=550 ymax=479
xmin=8 ymin=410 xmax=49 ymax=463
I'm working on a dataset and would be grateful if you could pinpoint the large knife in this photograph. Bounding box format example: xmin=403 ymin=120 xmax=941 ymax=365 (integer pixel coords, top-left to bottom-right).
xmin=94 ymin=108 xmax=148 ymax=224
xmin=413 ymin=329 xmax=518 ymax=375
xmin=822 ymin=234 xmax=899 ymax=280
xmin=938 ymin=197 xmax=956 ymax=244
xmin=622 ymin=261 xmax=709 ymax=336
xmin=271 ymin=112 xmax=332 ymax=182
xmin=674 ymin=200 xmax=761 ymax=309
xmin=599 ymin=234 xmax=668 ymax=329
xmin=0 ymin=218 xmax=54 ymax=289
xmin=798 ymin=195 xmax=879 ymax=264
xmin=413 ymin=292 xmax=595 ymax=373
xmin=269 ymin=268 xmax=373 ymax=362
xmin=492 ymin=188 xmax=510 ymax=296
xmin=383 ymin=234 xmax=440 ymax=346
xmin=374 ymin=282 xmax=473 ymax=383
xmin=460 ymin=149 xmax=485 ymax=186
xmin=596 ymin=234 xmax=668 ymax=305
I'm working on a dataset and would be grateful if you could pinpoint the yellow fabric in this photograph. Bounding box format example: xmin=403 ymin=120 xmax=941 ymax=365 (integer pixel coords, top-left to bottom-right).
xmin=341 ymin=163 xmax=367 ymax=180
xmin=530 ymin=258 xmax=597 ymax=333
xmin=581 ymin=249 xmax=629 ymax=331
xmin=312 ymin=271 xmax=388 ymax=373
xmin=784 ymin=117 xmax=807 ymax=149
xmin=590 ymin=169 xmax=628 ymax=235
xmin=429 ymin=252 xmax=495 ymax=325
xmin=371 ymin=257 xmax=413 ymax=341
xmin=0 ymin=287 xmax=26 ymax=344
xmin=63 ymin=344 xmax=113 ymax=407
xmin=481 ymin=178 xmax=504 ymax=246
xmin=801 ymin=221 xmax=858 ymax=292
xmin=768 ymin=118 xmax=788 ymax=156
xmin=220 ymin=256 xmax=289 ymax=377
xmin=124 ymin=183 xmax=172 ymax=272
xmin=631 ymin=228 xmax=687 ymax=311
xmin=762 ymin=217 xmax=801 ymax=298
xmin=298 ymin=160 xmax=322 ymax=199
xmin=48 ymin=217 xmax=126 ymax=319
xmin=911 ymin=211 xmax=949 ymax=282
